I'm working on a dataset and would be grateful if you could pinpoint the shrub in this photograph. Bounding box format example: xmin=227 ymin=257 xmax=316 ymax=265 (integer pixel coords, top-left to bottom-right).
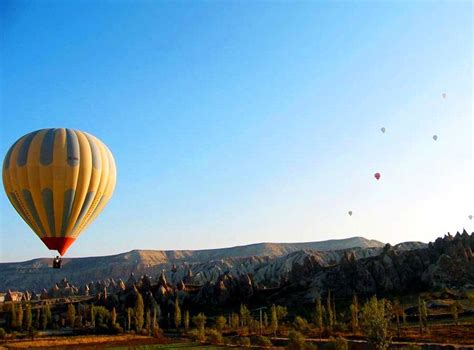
xmin=97 ymin=324 xmax=109 ymax=334
xmin=0 ymin=328 xmax=5 ymax=340
xmin=334 ymin=337 xmax=348 ymax=350
xmin=238 ymin=336 xmax=251 ymax=347
xmin=333 ymin=323 xmax=348 ymax=332
xmin=294 ymin=316 xmax=310 ymax=332
xmin=321 ymin=338 xmax=346 ymax=350
xmin=188 ymin=328 xmax=206 ymax=342
xmin=287 ymin=330 xmax=316 ymax=350
xmin=152 ymin=326 xmax=162 ymax=338
xmin=207 ymin=329 xmax=224 ymax=345
xmin=253 ymin=335 xmax=272 ymax=347
xmin=215 ymin=315 xmax=226 ymax=332
xmin=111 ymin=323 xmax=124 ymax=334
xmin=192 ymin=313 xmax=206 ymax=332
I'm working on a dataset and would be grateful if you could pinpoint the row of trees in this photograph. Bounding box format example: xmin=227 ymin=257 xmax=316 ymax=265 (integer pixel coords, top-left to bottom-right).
xmin=4 ymin=302 xmax=52 ymax=332
xmin=1 ymin=288 xmax=466 ymax=350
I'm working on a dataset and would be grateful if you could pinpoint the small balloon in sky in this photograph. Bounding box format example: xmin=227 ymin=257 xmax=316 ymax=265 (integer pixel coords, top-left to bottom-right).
xmin=469 ymin=215 xmax=473 ymax=220
xmin=433 ymin=135 xmax=438 ymax=141
xmin=374 ymin=172 xmax=381 ymax=181
xmin=442 ymin=93 xmax=446 ymax=99
xmin=381 ymin=127 xmax=386 ymax=133
xmin=348 ymin=210 xmax=353 ymax=216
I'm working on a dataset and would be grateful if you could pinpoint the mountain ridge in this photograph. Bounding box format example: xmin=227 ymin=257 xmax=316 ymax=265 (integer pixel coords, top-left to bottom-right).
xmin=2 ymin=236 xmax=386 ymax=265
xmin=0 ymin=236 xmax=428 ymax=291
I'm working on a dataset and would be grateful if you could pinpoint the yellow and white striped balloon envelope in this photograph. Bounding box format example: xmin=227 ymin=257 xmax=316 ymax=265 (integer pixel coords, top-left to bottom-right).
xmin=2 ymin=128 xmax=116 ymax=255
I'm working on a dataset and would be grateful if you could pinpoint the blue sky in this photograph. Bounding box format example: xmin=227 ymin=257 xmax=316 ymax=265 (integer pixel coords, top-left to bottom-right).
xmin=1 ymin=1 xmax=472 ymax=262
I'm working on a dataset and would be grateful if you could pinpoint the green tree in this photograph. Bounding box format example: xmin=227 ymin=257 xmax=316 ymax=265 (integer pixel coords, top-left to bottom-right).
xmin=350 ymin=294 xmax=359 ymax=332
xmin=184 ymin=310 xmax=190 ymax=331
xmin=134 ymin=291 xmax=145 ymax=331
xmin=40 ymin=306 xmax=48 ymax=330
xmin=45 ymin=304 xmax=52 ymax=328
xmin=111 ymin=307 xmax=117 ymax=326
xmin=127 ymin=307 xmax=133 ymax=331
xmin=152 ymin=304 xmax=161 ymax=329
xmin=276 ymin=305 xmax=288 ymax=322
xmin=418 ymin=297 xmax=428 ymax=333
xmin=24 ymin=303 xmax=33 ymax=330
xmin=314 ymin=296 xmax=323 ymax=332
xmin=231 ymin=313 xmax=240 ymax=330
xmin=263 ymin=312 xmax=269 ymax=327
xmin=174 ymin=297 xmax=181 ymax=329
xmin=361 ymin=296 xmax=392 ymax=350
xmin=90 ymin=305 xmax=96 ymax=328
xmin=450 ymin=301 xmax=462 ymax=326
xmin=146 ymin=309 xmax=151 ymax=333
xmin=34 ymin=308 xmax=40 ymax=329
xmin=322 ymin=305 xmax=330 ymax=330
xmin=392 ymin=299 xmax=404 ymax=337
xmin=240 ymin=304 xmax=251 ymax=327
xmin=16 ymin=303 xmax=24 ymax=330
xmin=216 ymin=315 xmax=226 ymax=332
xmin=10 ymin=303 xmax=17 ymax=330
xmin=192 ymin=313 xmax=206 ymax=341
xmin=93 ymin=306 xmax=110 ymax=327
xmin=39 ymin=304 xmax=52 ymax=330
xmin=326 ymin=290 xmax=334 ymax=329
xmin=67 ymin=304 xmax=76 ymax=328
xmin=271 ymin=304 xmax=278 ymax=336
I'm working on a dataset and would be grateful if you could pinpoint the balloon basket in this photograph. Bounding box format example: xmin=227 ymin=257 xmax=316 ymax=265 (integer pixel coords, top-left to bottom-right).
xmin=52 ymin=257 xmax=62 ymax=269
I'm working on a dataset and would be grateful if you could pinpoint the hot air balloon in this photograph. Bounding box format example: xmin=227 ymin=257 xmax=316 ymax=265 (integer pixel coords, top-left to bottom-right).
xmin=442 ymin=93 xmax=446 ymax=99
xmin=374 ymin=172 xmax=381 ymax=181
xmin=469 ymin=215 xmax=473 ymax=220
xmin=433 ymin=135 xmax=438 ymax=141
xmin=381 ymin=127 xmax=386 ymax=133
xmin=348 ymin=210 xmax=353 ymax=216
xmin=2 ymin=128 xmax=116 ymax=266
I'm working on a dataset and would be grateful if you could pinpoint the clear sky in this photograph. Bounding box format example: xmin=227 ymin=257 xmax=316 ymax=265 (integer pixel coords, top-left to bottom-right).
xmin=0 ymin=1 xmax=472 ymax=262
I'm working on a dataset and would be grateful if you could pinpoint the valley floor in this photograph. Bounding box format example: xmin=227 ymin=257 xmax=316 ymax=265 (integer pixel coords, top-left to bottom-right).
xmin=1 ymin=327 xmax=474 ymax=350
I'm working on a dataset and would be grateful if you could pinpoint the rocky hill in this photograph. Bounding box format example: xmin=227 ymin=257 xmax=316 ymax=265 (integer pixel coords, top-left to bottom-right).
xmin=0 ymin=236 xmax=389 ymax=291
xmin=3 ymin=232 xmax=469 ymax=315
xmin=263 ymin=231 xmax=474 ymax=305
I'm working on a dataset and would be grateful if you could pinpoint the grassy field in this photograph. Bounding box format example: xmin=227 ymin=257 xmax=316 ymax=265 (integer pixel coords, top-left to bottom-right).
xmin=108 ymin=344 xmax=240 ymax=350
xmin=0 ymin=335 xmax=247 ymax=350
xmin=1 ymin=334 xmax=168 ymax=349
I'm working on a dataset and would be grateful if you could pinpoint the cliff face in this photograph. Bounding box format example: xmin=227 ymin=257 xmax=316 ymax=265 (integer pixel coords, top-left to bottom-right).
xmin=265 ymin=231 xmax=474 ymax=305
xmin=0 ymin=236 xmax=385 ymax=291
xmin=119 ymin=232 xmax=472 ymax=309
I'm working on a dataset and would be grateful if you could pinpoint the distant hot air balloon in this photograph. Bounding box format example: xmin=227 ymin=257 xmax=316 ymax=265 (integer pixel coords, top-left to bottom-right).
xmin=381 ymin=127 xmax=386 ymax=133
xmin=442 ymin=93 xmax=446 ymax=99
xmin=433 ymin=135 xmax=438 ymax=141
xmin=374 ymin=172 xmax=381 ymax=181
xmin=348 ymin=211 xmax=353 ymax=216
xmin=469 ymin=215 xmax=473 ymax=220
xmin=2 ymin=128 xmax=116 ymax=257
